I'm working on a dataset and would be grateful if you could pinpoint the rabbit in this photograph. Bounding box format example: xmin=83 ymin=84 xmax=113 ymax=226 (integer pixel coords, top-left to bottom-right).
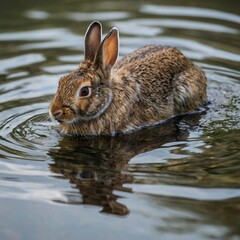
xmin=49 ymin=21 xmax=207 ymax=136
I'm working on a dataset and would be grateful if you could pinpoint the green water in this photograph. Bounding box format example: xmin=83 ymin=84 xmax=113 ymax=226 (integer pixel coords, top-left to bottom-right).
xmin=0 ymin=0 xmax=240 ymax=239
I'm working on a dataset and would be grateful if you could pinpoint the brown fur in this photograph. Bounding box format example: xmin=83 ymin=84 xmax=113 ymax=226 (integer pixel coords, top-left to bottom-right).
xmin=49 ymin=21 xmax=207 ymax=135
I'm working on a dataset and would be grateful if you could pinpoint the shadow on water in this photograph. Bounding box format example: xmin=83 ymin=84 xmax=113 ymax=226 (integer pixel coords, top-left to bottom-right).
xmin=46 ymin=109 xmax=240 ymax=238
xmin=47 ymin=113 xmax=201 ymax=215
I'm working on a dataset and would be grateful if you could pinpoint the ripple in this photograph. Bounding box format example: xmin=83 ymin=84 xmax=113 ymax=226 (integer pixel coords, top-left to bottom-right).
xmin=113 ymin=21 xmax=163 ymax=36
xmin=0 ymin=161 xmax=51 ymax=176
xmin=0 ymin=75 xmax=57 ymax=103
xmin=129 ymin=145 xmax=189 ymax=164
xmin=7 ymin=71 xmax=29 ymax=79
xmin=0 ymin=161 xmax=76 ymax=203
xmin=42 ymin=64 xmax=77 ymax=74
xmin=0 ymin=106 xmax=57 ymax=160
xmin=0 ymin=28 xmax=83 ymax=51
xmin=0 ymin=54 xmax=45 ymax=74
xmin=119 ymin=36 xmax=240 ymax=62
xmin=25 ymin=10 xmax=50 ymax=20
xmin=65 ymin=11 xmax=129 ymax=21
xmin=129 ymin=184 xmax=240 ymax=200
xmin=0 ymin=28 xmax=71 ymax=41
xmin=113 ymin=18 xmax=238 ymax=35
xmin=19 ymin=37 xmax=83 ymax=50
xmin=58 ymin=55 xmax=83 ymax=63
xmin=141 ymin=5 xmax=240 ymax=24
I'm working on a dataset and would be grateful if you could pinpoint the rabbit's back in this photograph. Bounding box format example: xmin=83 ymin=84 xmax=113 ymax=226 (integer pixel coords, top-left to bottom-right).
xmin=114 ymin=45 xmax=189 ymax=72
xmin=112 ymin=45 xmax=206 ymax=119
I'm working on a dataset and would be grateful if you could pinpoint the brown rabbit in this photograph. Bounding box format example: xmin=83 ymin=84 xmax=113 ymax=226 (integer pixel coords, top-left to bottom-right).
xmin=49 ymin=21 xmax=207 ymax=135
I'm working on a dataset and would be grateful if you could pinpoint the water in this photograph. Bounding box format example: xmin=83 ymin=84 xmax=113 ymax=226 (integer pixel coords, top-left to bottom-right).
xmin=0 ymin=0 xmax=240 ymax=239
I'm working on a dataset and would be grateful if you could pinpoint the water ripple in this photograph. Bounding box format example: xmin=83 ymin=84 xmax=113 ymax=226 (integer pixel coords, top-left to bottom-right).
xmin=120 ymin=36 xmax=240 ymax=62
xmin=0 ymin=28 xmax=72 ymax=41
xmin=25 ymin=10 xmax=50 ymax=20
xmin=129 ymin=184 xmax=240 ymax=201
xmin=141 ymin=5 xmax=240 ymax=24
xmin=114 ymin=19 xmax=238 ymax=35
xmin=65 ymin=11 xmax=129 ymax=21
xmin=0 ymin=75 xmax=57 ymax=103
xmin=0 ymin=54 xmax=45 ymax=74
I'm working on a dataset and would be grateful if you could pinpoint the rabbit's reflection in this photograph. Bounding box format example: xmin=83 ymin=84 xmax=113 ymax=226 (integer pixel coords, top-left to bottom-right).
xmin=48 ymin=114 xmax=202 ymax=215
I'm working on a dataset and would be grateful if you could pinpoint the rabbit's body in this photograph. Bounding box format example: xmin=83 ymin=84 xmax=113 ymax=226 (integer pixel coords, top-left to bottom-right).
xmin=49 ymin=22 xmax=206 ymax=136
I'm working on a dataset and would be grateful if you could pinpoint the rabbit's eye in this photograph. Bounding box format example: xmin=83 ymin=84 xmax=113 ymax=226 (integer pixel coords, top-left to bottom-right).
xmin=79 ymin=86 xmax=91 ymax=98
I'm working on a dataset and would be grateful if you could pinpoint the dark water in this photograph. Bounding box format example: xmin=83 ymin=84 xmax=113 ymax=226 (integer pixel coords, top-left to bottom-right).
xmin=0 ymin=0 xmax=240 ymax=239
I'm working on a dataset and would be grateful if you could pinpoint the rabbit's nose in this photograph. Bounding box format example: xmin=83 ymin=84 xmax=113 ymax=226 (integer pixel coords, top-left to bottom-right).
xmin=52 ymin=109 xmax=63 ymax=118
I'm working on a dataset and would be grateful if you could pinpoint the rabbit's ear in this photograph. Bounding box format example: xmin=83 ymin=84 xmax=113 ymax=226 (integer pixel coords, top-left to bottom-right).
xmin=84 ymin=21 xmax=102 ymax=62
xmin=94 ymin=27 xmax=119 ymax=74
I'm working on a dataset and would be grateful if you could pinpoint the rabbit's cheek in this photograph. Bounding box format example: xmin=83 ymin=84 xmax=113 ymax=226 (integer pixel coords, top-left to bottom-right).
xmin=77 ymin=96 xmax=102 ymax=117
xmin=87 ymin=98 xmax=102 ymax=115
xmin=79 ymin=93 xmax=111 ymax=119
xmin=76 ymin=99 xmax=91 ymax=115
xmin=88 ymin=91 xmax=112 ymax=116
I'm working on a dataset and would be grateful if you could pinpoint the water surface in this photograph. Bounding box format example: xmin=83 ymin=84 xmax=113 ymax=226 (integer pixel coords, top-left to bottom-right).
xmin=0 ymin=0 xmax=240 ymax=239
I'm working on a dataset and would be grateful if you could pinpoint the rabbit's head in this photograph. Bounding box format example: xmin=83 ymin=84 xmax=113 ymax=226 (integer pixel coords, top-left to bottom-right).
xmin=49 ymin=22 xmax=119 ymax=126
